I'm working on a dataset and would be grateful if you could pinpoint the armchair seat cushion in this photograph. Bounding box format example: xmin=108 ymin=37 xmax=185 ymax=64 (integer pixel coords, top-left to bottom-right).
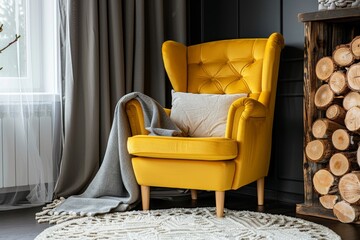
xmin=127 ymin=135 xmax=238 ymax=160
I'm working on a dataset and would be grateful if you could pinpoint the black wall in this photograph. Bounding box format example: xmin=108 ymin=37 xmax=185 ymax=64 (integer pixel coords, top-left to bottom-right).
xmin=187 ymin=0 xmax=318 ymax=203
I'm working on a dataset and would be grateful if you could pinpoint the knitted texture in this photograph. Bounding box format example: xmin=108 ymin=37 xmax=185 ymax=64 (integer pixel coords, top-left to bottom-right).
xmin=35 ymin=207 xmax=341 ymax=240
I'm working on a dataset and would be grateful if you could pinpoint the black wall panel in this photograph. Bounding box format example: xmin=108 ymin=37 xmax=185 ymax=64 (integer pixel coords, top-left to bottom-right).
xmin=202 ymin=0 xmax=239 ymax=41
xmin=239 ymin=0 xmax=281 ymax=38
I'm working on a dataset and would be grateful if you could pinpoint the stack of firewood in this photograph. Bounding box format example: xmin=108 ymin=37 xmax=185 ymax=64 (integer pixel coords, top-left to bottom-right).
xmin=305 ymin=36 xmax=360 ymax=223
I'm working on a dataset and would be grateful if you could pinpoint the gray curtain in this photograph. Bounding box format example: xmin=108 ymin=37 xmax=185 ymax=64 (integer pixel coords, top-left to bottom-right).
xmin=54 ymin=0 xmax=186 ymax=197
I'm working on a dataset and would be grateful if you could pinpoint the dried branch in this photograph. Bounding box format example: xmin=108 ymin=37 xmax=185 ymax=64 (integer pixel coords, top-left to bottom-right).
xmin=0 ymin=23 xmax=21 ymax=70
xmin=0 ymin=34 xmax=21 ymax=53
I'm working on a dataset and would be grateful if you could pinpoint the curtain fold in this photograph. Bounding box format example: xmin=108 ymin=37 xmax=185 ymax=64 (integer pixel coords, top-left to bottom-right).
xmin=54 ymin=0 xmax=187 ymax=197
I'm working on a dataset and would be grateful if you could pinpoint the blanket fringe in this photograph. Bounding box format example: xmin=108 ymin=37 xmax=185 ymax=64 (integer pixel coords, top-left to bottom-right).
xmin=35 ymin=197 xmax=83 ymax=224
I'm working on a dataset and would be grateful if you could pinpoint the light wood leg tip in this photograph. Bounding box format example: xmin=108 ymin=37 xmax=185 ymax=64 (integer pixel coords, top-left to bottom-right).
xmin=215 ymin=191 xmax=225 ymax=218
xmin=141 ymin=185 xmax=150 ymax=211
xmin=257 ymin=178 xmax=265 ymax=206
xmin=191 ymin=189 xmax=197 ymax=200
xmin=216 ymin=210 xmax=224 ymax=218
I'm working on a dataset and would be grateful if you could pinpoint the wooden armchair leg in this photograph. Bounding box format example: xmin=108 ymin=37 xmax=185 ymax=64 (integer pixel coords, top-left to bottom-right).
xmin=191 ymin=189 xmax=197 ymax=200
xmin=257 ymin=178 xmax=265 ymax=206
xmin=141 ymin=185 xmax=150 ymax=210
xmin=215 ymin=191 xmax=225 ymax=218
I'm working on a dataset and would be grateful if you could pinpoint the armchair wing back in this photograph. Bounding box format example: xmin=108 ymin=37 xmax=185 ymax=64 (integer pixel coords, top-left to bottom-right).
xmin=163 ymin=33 xmax=283 ymax=105
xmin=126 ymin=33 xmax=284 ymax=217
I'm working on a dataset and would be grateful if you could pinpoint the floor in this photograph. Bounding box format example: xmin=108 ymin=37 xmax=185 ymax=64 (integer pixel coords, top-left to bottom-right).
xmin=0 ymin=192 xmax=359 ymax=240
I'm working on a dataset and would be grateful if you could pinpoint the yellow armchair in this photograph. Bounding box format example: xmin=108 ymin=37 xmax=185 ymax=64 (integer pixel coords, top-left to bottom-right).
xmin=126 ymin=33 xmax=284 ymax=217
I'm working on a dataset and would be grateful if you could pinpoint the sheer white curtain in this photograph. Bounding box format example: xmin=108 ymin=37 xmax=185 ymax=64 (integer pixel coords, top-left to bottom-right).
xmin=0 ymin=0 xmax=61 ymax=210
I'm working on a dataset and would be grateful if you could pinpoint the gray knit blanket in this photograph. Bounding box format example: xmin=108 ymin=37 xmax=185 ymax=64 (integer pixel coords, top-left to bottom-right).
xmin=51 ymin=92 xmax=182 ymax=216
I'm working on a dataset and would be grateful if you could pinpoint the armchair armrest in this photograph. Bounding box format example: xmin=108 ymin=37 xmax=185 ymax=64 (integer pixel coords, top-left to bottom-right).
xmin=226 ymin=98 xmax=267 ymax=138
xmin=125 ymin=99 xmax=171 ymax=136
xmin=226 ymin=97 xmax=273 ymax=189
xmin=231 ymin=97 xmax=267 ymax=119
xmin=126 ymin=99 xmax=148 ymax=135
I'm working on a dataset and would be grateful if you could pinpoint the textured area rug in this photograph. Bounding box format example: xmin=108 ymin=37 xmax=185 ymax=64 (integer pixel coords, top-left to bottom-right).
xmin=35 ymin=207 xmax=340 ymax=240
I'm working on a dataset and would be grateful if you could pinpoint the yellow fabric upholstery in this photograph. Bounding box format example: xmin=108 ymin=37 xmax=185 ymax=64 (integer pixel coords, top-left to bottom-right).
xmin=126 ymin=33 xmax=284 ymax=215
xmin=132 ymin=157 xmax=235 ymax=191
xmin=128 ymin=135 xmax=238 ymax=160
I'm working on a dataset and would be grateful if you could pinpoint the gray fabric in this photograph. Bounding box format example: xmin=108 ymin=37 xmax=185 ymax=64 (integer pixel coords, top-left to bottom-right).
xmin=53 ymin=92 xmax=182 ymax=216
xmin=54 ymin=0 xmax=187 ymax=197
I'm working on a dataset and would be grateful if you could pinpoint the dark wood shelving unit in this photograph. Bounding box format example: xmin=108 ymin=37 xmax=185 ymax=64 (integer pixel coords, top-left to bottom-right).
xmin=297 ymin=8 xmax=360 ymax=223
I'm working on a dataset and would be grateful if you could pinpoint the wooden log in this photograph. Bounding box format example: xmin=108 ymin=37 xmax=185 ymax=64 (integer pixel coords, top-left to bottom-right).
xmin=339 ymin=172 xmax=360 ymax=204
xmin=332 ymin=129 xmax=360 ymax=151
xmin=313 ymin=169 xmax=338 ymax=195
xmin=314 ymin=84 xmax=342 ymax=110
xmin=316 ymin=57 xmax=336 ymax=81
xmin=329 ymin=152 xmax=358 ymax=176
xmin=312 ymin=118 xmax=345 ymax=139
xmin=350 ymin=36 xmax=360 ymax=60
xmin=333 ymin=44 xmax=355 ymax=67
xmin=358 ymin=145 xmax=360 ymax=168
xmin=344 ymin=106 xmax=360 ymax=134
xmin=333 ymin=201 xmax=360 ymax=223
xmin=343 ymin=91 xmax=360 ymax=111
xmin=326 ymin=104 xmax=346 ymax=125
xmin=319 ymin=194 xmax=339 ymax=209
xmin=329 ymin=71 xmax=349 ymax=95
xmin=346 ymin=63 xmax=360 ymax=92
xmin=305 ymin=139 xmax=334 ymax=163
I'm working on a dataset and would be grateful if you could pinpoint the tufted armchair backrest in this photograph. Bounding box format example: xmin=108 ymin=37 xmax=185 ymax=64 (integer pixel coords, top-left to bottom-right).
xmin=162 ymin=33 xmax=284 ymax=109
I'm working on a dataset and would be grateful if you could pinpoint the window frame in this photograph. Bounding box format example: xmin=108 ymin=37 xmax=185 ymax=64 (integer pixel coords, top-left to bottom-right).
xmin=0 ymin=0 xmax=58 ymax=95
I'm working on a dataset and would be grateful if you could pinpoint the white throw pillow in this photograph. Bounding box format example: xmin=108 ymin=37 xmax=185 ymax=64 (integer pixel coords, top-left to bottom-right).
xmin=170 ymin=91 xmax=247 ymax=137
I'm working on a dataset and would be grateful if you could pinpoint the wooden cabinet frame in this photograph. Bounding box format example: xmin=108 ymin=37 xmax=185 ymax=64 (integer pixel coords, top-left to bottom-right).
xmin=297 ymin=8 xmax=360 ymax=223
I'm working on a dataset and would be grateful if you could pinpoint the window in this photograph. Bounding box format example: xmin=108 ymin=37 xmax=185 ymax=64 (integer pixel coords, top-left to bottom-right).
xmin=0 ymin=0 xmax=58 ymax=94
xmin=0 ymin=0 xmax=60 ymax=203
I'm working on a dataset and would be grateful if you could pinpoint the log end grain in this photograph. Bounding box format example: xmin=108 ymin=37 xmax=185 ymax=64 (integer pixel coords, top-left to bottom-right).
xmin=312 ymin=119 xmax=328 ymax=138
xmin=305 ymin=140 xmax=331 ymax=162
xmin=316 ymin=57 xmax=335 ymax=81
xmin=343 ymin=92 xmax=360 ymax=111
xmin=333 ymin=45 xmax=355 ymax=67
xmin=329 ymin=71 xmax=348 ymax=95
xmin=346 ymin=63 xmax=360 ymax=92
xmin=330 ymin=153 xmax=350 ymax=176
xmin=314 ymin=84 xmax=335 ymax=109
xmin=333 ymin=201 xmax=360 ymax=223
xmin=345 ymin=106 xmax=360 ymax=133
xmin=326 ymin=104 xmax=346 ymax=125
xmin=350 ymin=36 xmax=360 ymax=59
xmin=357 ymin=145 xmax=360 ymax=168
xmin=339 ymin=172 xmax=360 ymax=204
xmin=313 ymin=169 xmax=336 ymax=195
xmin=319 ymin=195 xmax=339 ymax=209
xmin=332 ymin=129 xmax=351 ymax=151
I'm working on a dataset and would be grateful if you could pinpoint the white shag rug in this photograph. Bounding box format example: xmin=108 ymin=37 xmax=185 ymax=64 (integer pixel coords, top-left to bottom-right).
xmin=35 ymin=207 xmax=340 ymax=240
